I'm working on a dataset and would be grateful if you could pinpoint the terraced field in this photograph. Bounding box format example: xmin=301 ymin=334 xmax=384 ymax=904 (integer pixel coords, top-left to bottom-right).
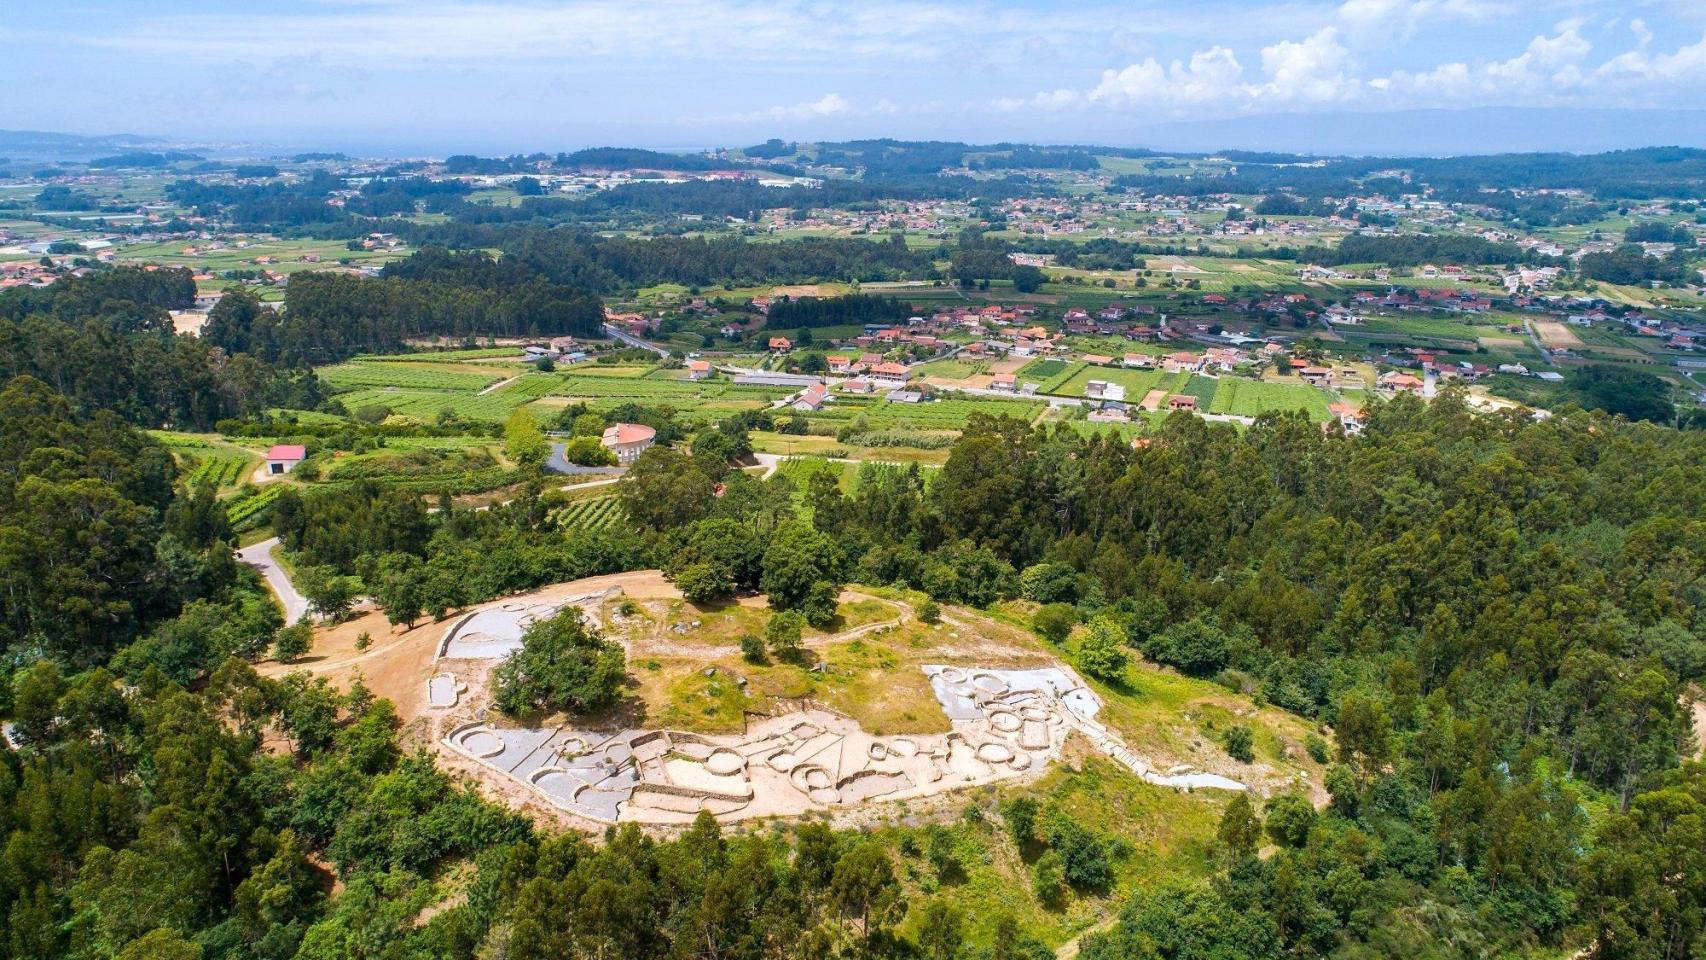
xmin=179 ymin=450 xmax=249 ymax=488
xmin=225 ymin=484 xmax=286 ymax=531
xmin=151 ymin=432 xmax=260 ymax=490
xmin=556 ymin=495 xmax=628 ymax=532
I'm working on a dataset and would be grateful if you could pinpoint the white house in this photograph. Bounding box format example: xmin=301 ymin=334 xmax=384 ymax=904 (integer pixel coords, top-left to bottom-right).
xmin=265 ymin=444 xmax=307 ymax=476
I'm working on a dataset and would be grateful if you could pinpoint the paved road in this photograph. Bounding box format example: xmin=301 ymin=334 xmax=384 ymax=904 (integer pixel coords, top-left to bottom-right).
xmin=1521 ymin=318 xmax=1554 ymax=366
xmin=546 ymin=443 xmax=628 ymax=477
xmin=237 ymin=537 xmax=309 ymax=625
xmin=602 ymin=323 xmax=671 ymax=357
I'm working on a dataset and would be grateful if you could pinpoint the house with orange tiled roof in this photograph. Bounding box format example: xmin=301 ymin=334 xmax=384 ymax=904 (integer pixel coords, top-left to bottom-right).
xmin=1378 ymin=371 xmax=1424 ymax=393
xmin=870 ymin=362 xmax=911 ymax=386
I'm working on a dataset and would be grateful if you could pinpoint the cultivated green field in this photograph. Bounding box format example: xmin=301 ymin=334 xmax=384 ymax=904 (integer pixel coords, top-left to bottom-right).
xmin=555 ymin=495 xmax=628 ymax=532
xmin=1207 ymin=377 xmax=1334 ymax=420
xmin=812 ymin=394 xmax=1046 ymax=429
xmin=150 ymin=431 xmax=262 ymax=490
xmin=319 ymin=361 xmax=507 ymax=392
xmin=1054 ymin=366 xmax=1187 ymax=400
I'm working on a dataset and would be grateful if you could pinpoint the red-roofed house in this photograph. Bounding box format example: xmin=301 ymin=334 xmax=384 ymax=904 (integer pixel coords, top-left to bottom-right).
xmin=870 ymin=362 xmax=911 ymax=386
xmin=792 ymin=383 xmax=829 ymax=411
xmin=990 ymin=372 xmax=1017 ymax=392
xmin=1167 ymin=394 xmax=1198 ymax=411
xmin=768 ymin=336 xmax=792 ymax=352
xmin=1378 ymin=371 xmax=1424 ymax=393
xmin=265 ymin=445 xmax=307 ymax=476
xmin=601 ymin=423 xmax=657 ymax=463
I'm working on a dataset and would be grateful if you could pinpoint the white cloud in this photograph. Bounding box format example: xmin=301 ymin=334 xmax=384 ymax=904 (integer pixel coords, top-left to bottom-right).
xmin=1595 ymin=29 xmax=1706 ymax=86
xmin=1365 ymin=21 xmax=1596 ymax=103
xmin=763 ymin=93 xmax=851 ymax=120
xmin=80 ymin=0 xmax=1010 ymax=65
xmin=1075 ymin=29 xmax=1355 ymax=114
xmin=1013 ymin=10 xmax=1706 ymax=119
xmin=1337 ymin=0 xmax=1506 ymax=38
xmin=1256 ymin=27 xmax=1357 ymax=103
xmin=1087 ymin=46 xmax=1246 ymax=109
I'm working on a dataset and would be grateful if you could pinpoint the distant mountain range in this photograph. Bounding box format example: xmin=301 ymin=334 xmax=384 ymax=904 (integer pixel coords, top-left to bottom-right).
xmin=0 ymin=129 xmax=266 ymax=163
xmin=9 ymin=107 xmax=1706 ymax=163
xmin=1121 ymin=108 xmax=1706 ymax=158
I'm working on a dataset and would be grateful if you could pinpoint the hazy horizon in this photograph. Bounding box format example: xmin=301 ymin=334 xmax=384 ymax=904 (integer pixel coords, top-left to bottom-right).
xmin=10 ymin=106 xmax=1706 ymax=164
xmin=5 ymin=0 xmax=1706 ymax=157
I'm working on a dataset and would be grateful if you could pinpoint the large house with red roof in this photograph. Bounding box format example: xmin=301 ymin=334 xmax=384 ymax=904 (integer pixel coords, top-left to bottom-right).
xmin=601 ymin=423 xmax=657 ymax=464
xmin=869 ymin=362 xmax=911 ymax=386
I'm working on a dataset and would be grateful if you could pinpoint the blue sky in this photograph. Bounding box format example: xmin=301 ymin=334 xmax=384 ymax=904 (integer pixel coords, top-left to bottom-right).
xmin=5 ymin=0 xmax=1706 ymax=152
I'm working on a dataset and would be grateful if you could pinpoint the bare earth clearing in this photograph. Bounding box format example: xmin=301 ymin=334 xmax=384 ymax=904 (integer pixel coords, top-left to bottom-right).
xmin=263 ymin=572 xmax=1327 ymax=832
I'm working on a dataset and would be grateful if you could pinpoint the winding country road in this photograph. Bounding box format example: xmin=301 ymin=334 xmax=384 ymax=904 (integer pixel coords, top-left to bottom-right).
xmin=237 ymin=537 xmax=310 ymax=625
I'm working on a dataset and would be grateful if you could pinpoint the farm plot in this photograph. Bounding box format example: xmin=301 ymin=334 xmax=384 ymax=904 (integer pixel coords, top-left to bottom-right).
xmin=1018 ymin=357 xmax=1069 ymax=377
xmin=1053 ymin=366 xmax=1178 ymax=400
xmin=810 ymin=396 xmax=1046 ymax=430
xmin=1181 ymin=375 xmax=1219 ymax=410
xmin=332 ymin=387 xmax=534 ymax=422
xmin=555 ymin=495 xmax=628 ymax=532
xmin=352 ymin=348 xmax=523 ymax=362
xmin=536 ymin=374 xmax=793 ymax=415
xmin=773 ymin=456 xmax=857 ymax=492
xmin=152 ymin=432 xmax=260 ymax=489
xmin=225 ymin=484 xmax=286 ymax=531
xmin=913 ymin=358 xmax=988 ymax=380
xmin=186 ymin=451 xmax=253 ymax=488
xmin=1207 ymin=378 xmax=1333 ymax=420
xmin=319 ymin=362 xmax=505 ymax=392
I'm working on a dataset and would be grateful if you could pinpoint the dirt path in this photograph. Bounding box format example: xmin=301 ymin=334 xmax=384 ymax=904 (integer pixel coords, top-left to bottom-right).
xmin=478 ymin=374 xmax=520 ymax=396
xmin=635 ymin=591 xmax=910 ymax=658
xmin=261 ymin=569 xmax=686 ymax=720
xmin=1056 ymin=913 xmax=1120 ymax=960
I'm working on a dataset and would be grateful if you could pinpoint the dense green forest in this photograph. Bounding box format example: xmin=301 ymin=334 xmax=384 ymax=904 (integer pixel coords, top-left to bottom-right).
xmin=2 ymin=257 xmax=1704 ymax=959
xmin=1114 ymin=147 xmax=1706 ymax=202
xmin=401 ymin=229 xmax=938 ymax=290
xmin=0 ymin=268 xmax=320 ymax=428
xmin=766 ymin=294 xmax=915 ymax=331
xmin=1294 ymin=234 xmax=1538 ymax=268
xmin=237 ymin=392 xmax=1692 ymax=960
xmin=202 ymin=253 xmax=606 ymax=366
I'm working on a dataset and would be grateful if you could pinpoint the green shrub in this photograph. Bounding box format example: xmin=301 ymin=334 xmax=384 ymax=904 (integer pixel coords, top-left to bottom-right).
xmin=1304 ymin=732 xmax=1330 ymax=764
xmin=1223 ymin=724 xmax=1255 ymax=763
xmin=739 ymin=633 xmax=768 ymax=665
